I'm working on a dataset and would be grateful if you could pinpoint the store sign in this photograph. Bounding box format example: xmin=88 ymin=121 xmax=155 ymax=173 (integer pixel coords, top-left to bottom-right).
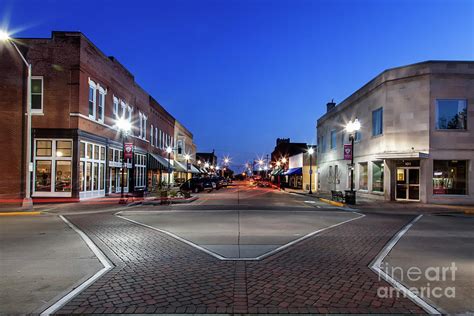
xmin=124 ymin=143 xmax=133 ymax=160
xmin=344 ymin=144 xmax=352 ymax=160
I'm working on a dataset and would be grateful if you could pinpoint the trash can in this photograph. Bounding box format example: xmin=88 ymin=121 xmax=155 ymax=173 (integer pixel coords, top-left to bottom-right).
xmin=134 ymin=188 xmax=145 ymax=198
xmin=344 ymin=190 xmax=356 ymax=205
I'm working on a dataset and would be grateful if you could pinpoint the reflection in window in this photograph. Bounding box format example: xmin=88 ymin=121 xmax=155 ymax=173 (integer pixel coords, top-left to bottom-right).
xmin=372 ymin=161 xmax=384 ymax=192
xmin=55 ymin=161 xmax=71 ymax=192
xmin=372 ymin=108 xmax=383 ymax=136
xmin=35 ymin=161 xmax=51 ymax=191
xmin=36 ymin=140 xmax=52 ymax=157
xmin=433 ymin=160 xmax=467 ymax=195
xmin=359 ymin=162 xmax=368 ymax=190
xmin=56 ymin=141 xmax=72 ymax=157
xmin=80 ymin=161 xmax=84 ymax=191
xmin=436 ymin=99 xmax=467 ymax=130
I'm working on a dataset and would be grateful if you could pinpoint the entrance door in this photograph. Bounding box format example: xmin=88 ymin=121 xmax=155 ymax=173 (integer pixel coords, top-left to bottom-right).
xmin=396 ymin=167 xmax=420 ymax=201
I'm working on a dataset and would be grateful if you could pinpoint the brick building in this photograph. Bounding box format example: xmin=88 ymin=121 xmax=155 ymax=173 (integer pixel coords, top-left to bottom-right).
xmin=0 ymin=31 xmax=195 ymax=203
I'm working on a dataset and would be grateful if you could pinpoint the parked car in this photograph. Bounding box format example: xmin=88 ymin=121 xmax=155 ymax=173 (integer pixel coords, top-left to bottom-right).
xmin=210 ymin=176 xmax=223 ymax=190
xmin=180 ymin=178 xmax=208 ymax=193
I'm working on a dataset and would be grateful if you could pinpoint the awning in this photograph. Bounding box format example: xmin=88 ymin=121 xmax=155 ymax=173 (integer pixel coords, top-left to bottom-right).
xmin=270 ymin=168 xmax=285 ymax=176
xmin=375 ymin=152 xmax=429 ymax=160
xmin=173 ymin=160 xmax=187 ymax=172
xmin=283 ymin=167 xmax=302 ymax=176
xmin=190 ymin=165 xmax=200 ymax=174
xmin=148 ymin=153 xmax=175 ymax=171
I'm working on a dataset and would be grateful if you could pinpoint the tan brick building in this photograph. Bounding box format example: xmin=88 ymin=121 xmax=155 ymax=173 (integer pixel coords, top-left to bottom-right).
xmin=0 ymin=31 xmax=195 ymax=203
xmin=317 ymin=61 xmax=474 ymax=205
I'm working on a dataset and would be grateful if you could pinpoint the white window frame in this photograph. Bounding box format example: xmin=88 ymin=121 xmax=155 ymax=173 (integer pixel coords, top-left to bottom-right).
xmin=31 ymin=76 xmax=44 ymax=114
xmin=113 ymin=96 xmax=119 ymax=118
xmin=138 ymin=112 xmax=143 ymax=138
xmin=143 ymin=115 xmax=147 ymax=140
xmin=88 ymin=79 xmax=97 ymax=119
xmin=150 ymin=124 xmax=154 ymax=147
xmin=155 ymin=127 xmax=158 ymax=148
xmin=120 ymin=100 xmax=127 ymax=118
xmin=79 ymin=141 xmax=106 ymax=199
xmin=97 ymin=85 xmax=106 ymax=123
xmin=33 ymin=138 xmax=73 ymax=197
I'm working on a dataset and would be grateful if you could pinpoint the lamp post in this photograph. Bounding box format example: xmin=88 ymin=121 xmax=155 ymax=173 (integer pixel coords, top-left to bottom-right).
xmin=224 ymin=157 xmax=229 ymax=177
xmin=116 ymin=118 xmax=132 ymax=204
xmin=166 ymin=146 xmax=172 ymax=188
xmin=308 ymin=147 xmax=314 ymax=194
xmin=276 ymin=160 xmax=281 ymax=189
xmin=1 ymin=31 xmax=33 ymax=209
xmin=345 ymin=118 xmax=361 ymax=204
xmin=184 ymin=154 xmax=191 ymax=190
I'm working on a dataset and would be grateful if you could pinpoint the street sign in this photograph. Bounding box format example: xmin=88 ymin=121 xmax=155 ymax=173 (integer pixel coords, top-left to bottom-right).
xmin=124 ymin=143 xmax=133 ymax=160
xmin=344 ymin=144 xmax=352 ymax=160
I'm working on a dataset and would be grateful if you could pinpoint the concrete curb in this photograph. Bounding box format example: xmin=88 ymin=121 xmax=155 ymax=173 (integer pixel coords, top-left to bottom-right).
xmin=319 ymin=198 xmax=346 ymax=207
xmin=128 ymin=196 xmax=199 ymax=206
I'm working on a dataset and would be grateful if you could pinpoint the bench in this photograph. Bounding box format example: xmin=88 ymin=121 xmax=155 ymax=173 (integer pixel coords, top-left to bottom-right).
xmin=331 ymin=190 xmax=345 ymax=202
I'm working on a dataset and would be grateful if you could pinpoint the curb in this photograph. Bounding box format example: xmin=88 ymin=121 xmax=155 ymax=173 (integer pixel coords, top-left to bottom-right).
xmin=128 ymin=196 xmax=199 ymax=206
xmin=0 ymin=211 xmax=41 ymax=216
xmin=319 ymin=198 xmax=346 ymax=207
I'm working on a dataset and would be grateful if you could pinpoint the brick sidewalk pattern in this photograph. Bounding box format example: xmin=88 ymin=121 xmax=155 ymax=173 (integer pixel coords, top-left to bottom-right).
xmin=56 ymin=213 xmax=425 ymax=314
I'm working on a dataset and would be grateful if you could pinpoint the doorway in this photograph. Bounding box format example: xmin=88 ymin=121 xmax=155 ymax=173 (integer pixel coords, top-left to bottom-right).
xmin=396 ymin=167 xmax=420 ymax=201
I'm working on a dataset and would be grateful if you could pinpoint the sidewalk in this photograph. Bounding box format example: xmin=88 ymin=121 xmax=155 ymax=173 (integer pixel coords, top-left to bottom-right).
xmin=283 ymin=188 xmax=474 ymax=214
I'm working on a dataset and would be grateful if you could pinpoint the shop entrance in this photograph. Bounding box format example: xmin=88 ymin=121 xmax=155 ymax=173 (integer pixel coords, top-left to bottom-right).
xmin=396 ymin=167 xmax=420 ymax=201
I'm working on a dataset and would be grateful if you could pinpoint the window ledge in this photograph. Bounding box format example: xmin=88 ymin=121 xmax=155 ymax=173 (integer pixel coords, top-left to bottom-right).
xmin=31 ymin=112 xmax=44 ymax=116
xmin=434 ymin=129 xmax=469 ymax=133
xmin=371 ymin=134 xmax=383 ymax=139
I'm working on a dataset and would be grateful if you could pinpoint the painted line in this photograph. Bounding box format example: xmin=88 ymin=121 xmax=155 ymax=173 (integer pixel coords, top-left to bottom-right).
xmin=116 ymin=212 xmax=365 ymax=261
xmin=0 ymin=211 xmax=41 ymax=216
xmin=319 ymin=198 xmax=345 ymax=207
xmin=40 ymin=215 xmax=113 ymax=316
xmin=369 ymin=214 xmax=442 ymax=315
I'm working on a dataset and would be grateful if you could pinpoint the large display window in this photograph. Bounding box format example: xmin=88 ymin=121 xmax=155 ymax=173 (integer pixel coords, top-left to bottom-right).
xmin=33 ymin=139 xmax=72 ymax=197
xmin=433 ymin=160 xmax=467 ymax=195
xmin=79 ymin=141 xmax=106 ymax=199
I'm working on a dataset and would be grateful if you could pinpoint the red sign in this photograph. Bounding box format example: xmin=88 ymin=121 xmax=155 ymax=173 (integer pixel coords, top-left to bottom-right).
xmin=344 ymin=144 xmax=352 ymax=160
xmin=124 ymin=143 xmax=134 ymax=160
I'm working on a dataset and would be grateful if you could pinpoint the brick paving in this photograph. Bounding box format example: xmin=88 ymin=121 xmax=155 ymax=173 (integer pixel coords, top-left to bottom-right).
xmin=56 ymin=212 xmax=426 ymax=314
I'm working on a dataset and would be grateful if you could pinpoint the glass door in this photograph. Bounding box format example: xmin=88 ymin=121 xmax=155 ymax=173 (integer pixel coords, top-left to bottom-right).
xmin=396 ymin=167 xmax=420 ymax=201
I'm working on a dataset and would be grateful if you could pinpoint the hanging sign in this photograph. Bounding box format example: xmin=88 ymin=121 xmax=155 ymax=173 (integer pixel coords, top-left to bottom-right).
xmin=344 ymin=144 xmax=352 ymax=160
xmin=124 ymin=143 xmax=134 ymax=160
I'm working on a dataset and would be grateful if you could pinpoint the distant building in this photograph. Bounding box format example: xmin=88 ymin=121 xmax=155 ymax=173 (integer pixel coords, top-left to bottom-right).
xmin=173 ymin=120 xmax=199 ymax=183
xmin=196 ymin=151 xmax=217 ymax=172
xmin=316 ymin=61 xmax=474 ymax=204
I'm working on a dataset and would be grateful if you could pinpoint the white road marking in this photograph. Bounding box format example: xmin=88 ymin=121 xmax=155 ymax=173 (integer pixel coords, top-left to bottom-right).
xmin=40 ymin=215 xmax=113 ymax=315
xmin=369 ymin=214 xmax=442 ymax=315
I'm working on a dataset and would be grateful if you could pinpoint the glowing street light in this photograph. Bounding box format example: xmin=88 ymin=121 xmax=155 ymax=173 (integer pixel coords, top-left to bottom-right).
xmin=281 ymin=157 xmax=287 ymax=164
xmin=308 ymin=147 xmax=314 ymax=194
xmin=2 ymin=30 xmax=33 ymax=209
xmin=204 ymin=162 xmax=210 ymax=168
xmin=346 ymin=118 xmax=362 ymax=204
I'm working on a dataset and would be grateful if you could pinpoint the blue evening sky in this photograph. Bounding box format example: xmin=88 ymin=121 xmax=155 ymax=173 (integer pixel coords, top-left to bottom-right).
xmin=1 ymin=0 xmax=473 ymax=170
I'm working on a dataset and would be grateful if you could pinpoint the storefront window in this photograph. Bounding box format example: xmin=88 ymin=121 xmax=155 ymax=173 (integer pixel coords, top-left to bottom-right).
xmin=35 ymin=161 xmax=51 ymax=191
xmin=372 ymin=161 xmax=384 ymax=192
xmin=433 ymin=160 xmax=467 ymax=195
xmin=86 ymin=144 xmax=92 ymax=159
xmin=36 ymin=140 xmax=52 ymax=157
xmin=55 ymin=161 xmax=71 ymax=192
xmin=86 ymin=162 xmax=92 ymax=191
xmin=359 ymin=162 xmax=368 ymax=190
xmin=100 ymin=163 xmax=105 ymax=190
xmin=80 ymin=142 xmax=85 ymax=158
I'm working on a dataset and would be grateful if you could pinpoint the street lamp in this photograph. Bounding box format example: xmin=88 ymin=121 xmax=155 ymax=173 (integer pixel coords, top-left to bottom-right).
xmin=116 ymin=118 xmax=131 ymax=204
xmin=308 ymin=147 xmax=314 ymax=194
xmin=184 ymin=153 xmax=191 ymax=190
xmin=346 ymin=118 xmax=361 ymax=204
xmin=2 ymin=30 xmax=33 ymax=209
xmin=166 ymin=146 xmax=173 ymax=188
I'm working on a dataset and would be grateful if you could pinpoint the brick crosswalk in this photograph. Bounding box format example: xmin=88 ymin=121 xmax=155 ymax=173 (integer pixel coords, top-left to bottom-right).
xmin=56 ymin=213 xmax=425 ymax=314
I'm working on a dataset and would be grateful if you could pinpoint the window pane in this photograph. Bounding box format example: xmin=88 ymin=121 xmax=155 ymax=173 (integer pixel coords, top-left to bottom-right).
xmin=31 ymin=94 xmax=42 ymax=110
xmin=86 ymin=144 xmax=92 ymax=159
xmin=100 ymin=163 xmax=105 ymax=190
xmin=100 ymin=146 xmax=105 ymax=161
xmin=80 ymin=161 xmax=84 ymax=191
xmin=372 ymin=161 xmax=384 ymax=192
xmin=359 ymin=163 xmax=368 ymax=190
xmin=31 ymin=79 xmax=42 ymax=93
xmin=93 ymin=162 xmax=99 ymax=190
xmin=372 ymin=108 xmax=383 ymax=136
xmin=55 ymin=161 xmax=71 ymax=192
xmin=331 ymin=131 xmax=336 ymax=149
xmin=35 ymin=161 xmax=51 ymax=192
xmin=88 ymin=86 xmax=95 ymax=116
xmin=94 ymin=145 xmax=99 ymax=160
xmin=80 ymin=142 xmax=85 ymax=158
xmin=433 ymin=160 xmax=467 ymax=195
xmin=86 ymin=162 xmax=92 ymax=191
xmin=56 ymin=140 xmax=72 ymax=157
xmin=36 ymin=140 xmax=52 ymax=157
xmin=436 ymin=100 xmax=467 ymax=130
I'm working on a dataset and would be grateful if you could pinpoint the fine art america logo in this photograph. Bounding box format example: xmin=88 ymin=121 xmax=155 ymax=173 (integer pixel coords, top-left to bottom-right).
xmin=377 ymin=262 xmax=457 ymax=299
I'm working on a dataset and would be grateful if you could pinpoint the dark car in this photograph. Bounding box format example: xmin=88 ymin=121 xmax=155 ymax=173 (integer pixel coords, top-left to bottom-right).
xmin=181 ymin=177 xmax=216 ymax=193
xmin=210 ymin=176 xmax=223 ymax=190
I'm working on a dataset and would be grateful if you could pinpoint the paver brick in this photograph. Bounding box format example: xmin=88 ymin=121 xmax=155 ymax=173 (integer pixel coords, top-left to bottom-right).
xmin=56 ymin=212 xmax=426 ymax=314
